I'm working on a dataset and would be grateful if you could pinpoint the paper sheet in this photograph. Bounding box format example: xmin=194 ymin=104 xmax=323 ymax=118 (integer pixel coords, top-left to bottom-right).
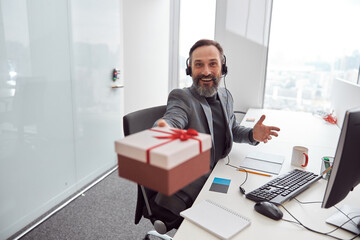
xmin=240 ymin=152 xmax=284 ymax=175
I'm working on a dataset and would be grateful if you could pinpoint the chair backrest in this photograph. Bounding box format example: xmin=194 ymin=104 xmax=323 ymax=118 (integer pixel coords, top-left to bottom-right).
xmin=123 ymin=105 xmax=167 ymax=137
xmin=122 ymin=105 xmax=167 ymax=225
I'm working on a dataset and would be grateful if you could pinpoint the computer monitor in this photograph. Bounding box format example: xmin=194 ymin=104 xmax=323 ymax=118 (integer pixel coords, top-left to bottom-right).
xmin=322 ymin=106 xmax=360 ymax=233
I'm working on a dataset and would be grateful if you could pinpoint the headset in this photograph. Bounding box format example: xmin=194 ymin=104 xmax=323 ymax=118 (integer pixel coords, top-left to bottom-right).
xmin=185 ymin=55 xmax=228 ymax=77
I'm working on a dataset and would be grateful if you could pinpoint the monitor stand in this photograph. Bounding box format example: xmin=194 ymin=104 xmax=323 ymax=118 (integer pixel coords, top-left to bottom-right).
xmin=326 ymin=205 xmax=360 ymax=235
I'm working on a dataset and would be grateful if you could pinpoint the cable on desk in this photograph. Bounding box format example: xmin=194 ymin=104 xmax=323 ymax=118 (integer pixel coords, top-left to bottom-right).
xmin=225 ymin=156 xmax=248 ymax=193
xmin=333 ymin=205 xmax=360 ymax=231
xmin=293 ymin=198 xmax=323 ymax=205
xmin=280 ymin=204 xmax=341 ymax=240
xmin=294 ymin=198 xmax=360 ymax=237
xmin=223 ymin=73 xmax=248 ymax=191
xmin=234 ymin=110 xmax=247 ymax=114
xmin=280 ymin=201 xmax=360 ymax=240
xmin=225 ymin=155 xmax=239 ymax=170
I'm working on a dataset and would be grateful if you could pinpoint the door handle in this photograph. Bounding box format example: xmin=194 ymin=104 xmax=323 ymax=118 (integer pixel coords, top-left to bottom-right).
xmin=111 ymin=85 xmax=124 ymax=88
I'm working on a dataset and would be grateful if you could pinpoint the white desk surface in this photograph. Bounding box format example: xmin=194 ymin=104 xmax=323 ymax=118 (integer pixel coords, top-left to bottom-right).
xmin=173 ymin=108 xmax=360 ymax=240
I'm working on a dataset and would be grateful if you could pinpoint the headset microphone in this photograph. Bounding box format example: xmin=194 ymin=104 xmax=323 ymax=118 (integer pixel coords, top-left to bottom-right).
xmin=212 ymin=76 xmax=222 ymax=82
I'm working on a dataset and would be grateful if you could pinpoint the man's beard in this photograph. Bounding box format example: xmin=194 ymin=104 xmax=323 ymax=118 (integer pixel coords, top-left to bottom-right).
xmin=193 ymin=74 xmax=220 ymax=97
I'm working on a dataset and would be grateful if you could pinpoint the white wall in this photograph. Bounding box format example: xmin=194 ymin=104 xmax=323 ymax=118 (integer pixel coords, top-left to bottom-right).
xmin=331 ymin=78 xmax=360 ymax=128
xmin=0 ymin=1 xmax=172 ymax=237
xmin=0 ymin=1 xmax=76 ymax=238
xmin=123 ymin=0 xmax=170 ymax=115
xmin=0 ymin=1 xmax=125 ymax=238
xmin=215 ymin=0 xmax=272 ymax=113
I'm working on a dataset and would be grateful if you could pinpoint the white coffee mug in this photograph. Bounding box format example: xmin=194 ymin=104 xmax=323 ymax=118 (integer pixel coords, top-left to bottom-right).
xmin=291 ymin=146 xmax=309 ymax=167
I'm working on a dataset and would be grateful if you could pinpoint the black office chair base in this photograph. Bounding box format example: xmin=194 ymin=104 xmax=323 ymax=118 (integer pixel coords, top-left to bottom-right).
xmin=143 ymin=230 xmax=173 ymax=240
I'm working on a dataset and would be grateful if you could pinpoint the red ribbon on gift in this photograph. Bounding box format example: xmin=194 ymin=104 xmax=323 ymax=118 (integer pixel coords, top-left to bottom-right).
xmin=145 ymin=128 xmax=202 ymax=164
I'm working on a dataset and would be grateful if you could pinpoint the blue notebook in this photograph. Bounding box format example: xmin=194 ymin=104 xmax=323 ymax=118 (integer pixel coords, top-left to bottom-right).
xmin=180 ymin=200 xmax=251 ymax=239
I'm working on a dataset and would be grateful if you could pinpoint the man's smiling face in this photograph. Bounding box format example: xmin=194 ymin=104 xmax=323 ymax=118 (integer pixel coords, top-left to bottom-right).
xmin=191 ymin=45 xmax=222 ymax=97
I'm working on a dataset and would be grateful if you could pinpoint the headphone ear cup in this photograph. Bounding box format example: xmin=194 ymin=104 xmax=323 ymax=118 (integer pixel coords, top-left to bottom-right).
xmin=222 ymin=55 xmax=228 ymax=75
xmin=222 ymin=64 xmax=228 ymax=75
xmin=186 ymin=66 xmax=192 ymax=76
xmin=185 ymin=58 xmax=192 ymax=76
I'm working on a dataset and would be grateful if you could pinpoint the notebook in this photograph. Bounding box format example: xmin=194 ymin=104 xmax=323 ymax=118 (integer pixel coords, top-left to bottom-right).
xmin=180 ymin=200 xmax=251 ymax=240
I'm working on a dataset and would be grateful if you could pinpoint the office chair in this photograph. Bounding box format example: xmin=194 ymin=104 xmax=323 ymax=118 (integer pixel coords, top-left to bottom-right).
xmin=123 ymin=105 xmax=183 ymax=240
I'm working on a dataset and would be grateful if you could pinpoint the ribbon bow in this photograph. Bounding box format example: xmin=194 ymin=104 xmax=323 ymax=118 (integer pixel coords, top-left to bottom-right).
xmin=146 ymin=128 xmax=202 ymax=164
xmin=154 ymin=129 xmax=199 ymax=141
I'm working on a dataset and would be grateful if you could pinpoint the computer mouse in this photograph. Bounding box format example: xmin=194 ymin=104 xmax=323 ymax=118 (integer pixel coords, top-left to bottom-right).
xmin=254 ymin=201 xmax=283 ymax=220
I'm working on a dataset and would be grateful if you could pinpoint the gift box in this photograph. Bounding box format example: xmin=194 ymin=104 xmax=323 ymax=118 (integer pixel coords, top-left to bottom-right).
xmin=115 ymin=127 xmax=212 ymax=196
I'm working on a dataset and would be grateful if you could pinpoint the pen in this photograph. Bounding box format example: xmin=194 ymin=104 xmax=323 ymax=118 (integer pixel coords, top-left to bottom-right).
xmin=237 ymin=168 xmax=272 ymax=177
xmin=321 ymin=165 xmax=332 ymax=175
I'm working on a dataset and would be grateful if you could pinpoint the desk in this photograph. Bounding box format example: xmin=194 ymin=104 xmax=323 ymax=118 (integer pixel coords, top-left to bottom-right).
xmin=174 ymin=108 xmax=360 ymax=240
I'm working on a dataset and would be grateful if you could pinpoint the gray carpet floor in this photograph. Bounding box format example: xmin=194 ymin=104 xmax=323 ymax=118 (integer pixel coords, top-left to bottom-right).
xmin=18 ymin=170 xmax=176 ymax=240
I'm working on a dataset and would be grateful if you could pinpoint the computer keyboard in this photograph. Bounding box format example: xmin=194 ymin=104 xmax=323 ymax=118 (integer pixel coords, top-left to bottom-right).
xmin=245 ymin=169 xmax=322 ymax=205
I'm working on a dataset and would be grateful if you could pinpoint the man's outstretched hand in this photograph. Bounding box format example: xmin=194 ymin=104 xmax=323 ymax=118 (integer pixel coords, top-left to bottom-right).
xmin=157 ymin=119 xmax=170 ymax=128
xmin=253 ymin=115 xmax=280 ymax=143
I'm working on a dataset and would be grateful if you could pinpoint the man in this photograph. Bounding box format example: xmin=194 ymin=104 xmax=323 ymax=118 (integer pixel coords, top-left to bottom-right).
xmin=154 ymin=39 xmax=280 ymax=217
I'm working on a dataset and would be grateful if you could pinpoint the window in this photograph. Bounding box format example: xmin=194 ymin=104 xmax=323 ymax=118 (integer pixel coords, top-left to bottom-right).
xmin=264 ymin=0 xmax=360 ymax=112
xmin=178 ymin=0 xmax=216 ymax=88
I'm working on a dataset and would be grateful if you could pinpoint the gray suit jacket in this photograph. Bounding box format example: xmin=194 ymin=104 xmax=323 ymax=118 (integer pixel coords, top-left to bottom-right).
xmin=161 ymin=85 xmax=257 ymax=168
xmin=154 ymin=85 xmax=258 ymax=216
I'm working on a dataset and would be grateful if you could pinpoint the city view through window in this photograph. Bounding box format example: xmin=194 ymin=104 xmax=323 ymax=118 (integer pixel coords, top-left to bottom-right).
xmin=264 ymin=0 xmax=360 ymax=113
xmin=177 ymin=0 xmax=360 ymax=115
